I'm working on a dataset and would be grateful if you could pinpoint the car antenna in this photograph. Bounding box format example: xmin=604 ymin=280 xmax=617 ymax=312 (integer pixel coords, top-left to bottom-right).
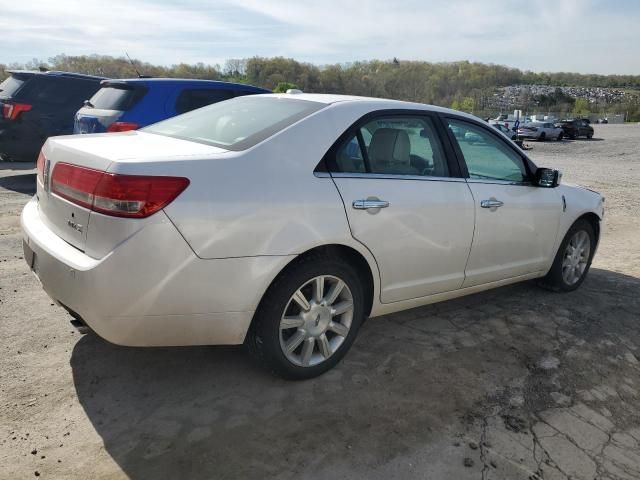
xmin=125 ymin=52 xmax=144 ymax=78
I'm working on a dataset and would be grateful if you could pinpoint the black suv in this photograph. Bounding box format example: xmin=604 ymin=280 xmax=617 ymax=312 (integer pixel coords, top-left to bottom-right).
xmin=0 ymin=70 xmax=106 ymax=162
xmin=557 ymin=118 xmax=594 ymax=139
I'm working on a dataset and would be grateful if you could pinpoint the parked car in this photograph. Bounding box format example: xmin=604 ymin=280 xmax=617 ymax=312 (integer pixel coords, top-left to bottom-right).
xmin=557 ymin=119 xmax=594 ymax=139
xmin=0 ymin=70 xmax=106 ymax=162
xmin=492 ymin=123 xmax=516 ymax=140
xmin=517 ymin=122 xmax=564 ymax=141
xmin=22 ymin=94 xmax=604 ymax=379
xmin=73 ymin=78 xmax=270 ymax=134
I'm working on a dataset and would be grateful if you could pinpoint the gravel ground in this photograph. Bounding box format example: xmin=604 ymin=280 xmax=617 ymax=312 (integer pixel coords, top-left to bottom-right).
xmin=1 ymin=124 xmax=639 ymax=480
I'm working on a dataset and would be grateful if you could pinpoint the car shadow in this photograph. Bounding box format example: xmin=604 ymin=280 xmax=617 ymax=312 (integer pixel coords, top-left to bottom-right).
xmin=559 ymin=137 xmax=604 ymax=142
xmin=0 ymin=173 xmax=37 ymax=194
xmin=70 ymin=267 xmax=640 ymax=479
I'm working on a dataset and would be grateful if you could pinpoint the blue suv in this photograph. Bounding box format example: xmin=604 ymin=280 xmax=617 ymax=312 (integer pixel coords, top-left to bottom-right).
xmin=74 ymin=78 xmax=270 ymax=134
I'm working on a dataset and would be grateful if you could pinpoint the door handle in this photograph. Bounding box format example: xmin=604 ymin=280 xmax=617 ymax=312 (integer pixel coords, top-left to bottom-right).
xmin=352 ymin=199 xmax=390 ymax=210
xmin=480 ymin=198 xmax=504 ymax=209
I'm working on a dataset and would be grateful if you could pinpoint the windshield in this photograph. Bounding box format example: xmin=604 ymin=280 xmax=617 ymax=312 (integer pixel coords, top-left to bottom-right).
xmin=0 ymin=75 xmax=26 ymax=99
xmin=143 ymin=95 xmax=325 ymax=151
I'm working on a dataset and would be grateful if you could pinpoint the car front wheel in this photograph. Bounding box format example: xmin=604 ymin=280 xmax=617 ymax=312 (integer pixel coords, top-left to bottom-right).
xmin=539 ymin=219 xmax=595 ymax=292
xmin=247 ymin=253 xmax=365 ymax=379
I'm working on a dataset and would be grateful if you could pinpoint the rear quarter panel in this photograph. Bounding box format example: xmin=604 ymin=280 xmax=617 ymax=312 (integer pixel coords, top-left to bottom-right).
xmin=160 ymin=104 xmax=375 ymax=259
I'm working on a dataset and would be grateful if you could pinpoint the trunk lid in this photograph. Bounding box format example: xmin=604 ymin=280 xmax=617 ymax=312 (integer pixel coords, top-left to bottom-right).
xmin=38 ymin=131 xmax=226 ymax=257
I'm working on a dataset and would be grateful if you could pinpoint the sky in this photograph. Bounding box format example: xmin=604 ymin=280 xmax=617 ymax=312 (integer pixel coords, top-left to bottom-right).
xmin=1 ymin=0 xmax=639 ymax=74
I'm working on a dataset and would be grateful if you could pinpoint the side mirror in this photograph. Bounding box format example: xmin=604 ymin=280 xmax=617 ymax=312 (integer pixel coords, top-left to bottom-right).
xmin=536 ymin=168 xmax=561 ymax=188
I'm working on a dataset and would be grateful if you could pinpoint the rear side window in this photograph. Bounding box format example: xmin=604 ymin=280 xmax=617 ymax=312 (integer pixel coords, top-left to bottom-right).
xmin=330 ymin=115 xmax=450 ymax=177
xmin=175 ymin=88 xmax=235 ymax=114
xmin=0 ymin=75 xmax=26 ymax=98
xmin=14 ymin=77 xmax=99 ymax=106
xmin=89 ymin=85 xmax=145 ymax=110
xmin=143 ymin=96 xmax=325 ymax=151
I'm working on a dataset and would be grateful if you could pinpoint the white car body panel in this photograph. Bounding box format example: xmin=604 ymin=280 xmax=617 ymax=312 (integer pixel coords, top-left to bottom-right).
xmin=21 ymin=94 xmax=604 ymax=347
xmin=332 ymin=175 xmax=475 ymax=302
xmin=462 ymin=182 xmax=562 ymax=286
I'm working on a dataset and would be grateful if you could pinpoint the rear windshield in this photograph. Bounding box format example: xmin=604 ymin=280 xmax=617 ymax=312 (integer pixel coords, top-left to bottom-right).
xmin=143 ymin=96 xmax=325 ymax=151
xmin=88 ymin=85 xmax=145 ymax=110
xmin=0 ymin=75 xmax=26 ymax=99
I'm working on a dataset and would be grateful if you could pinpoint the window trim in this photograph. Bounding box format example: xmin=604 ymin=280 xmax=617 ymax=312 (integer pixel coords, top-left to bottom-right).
xmin=316 ymin=109 xmax=464 ymax=179
xmin=440 ymin=114 xmax=538 ymax=185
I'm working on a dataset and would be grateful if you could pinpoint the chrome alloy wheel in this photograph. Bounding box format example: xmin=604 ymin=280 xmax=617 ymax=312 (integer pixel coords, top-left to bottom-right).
xmin=562 ymin=230 xmax=591 ymax=286
xmin=279 ymin=275 xmax=354 ymax=367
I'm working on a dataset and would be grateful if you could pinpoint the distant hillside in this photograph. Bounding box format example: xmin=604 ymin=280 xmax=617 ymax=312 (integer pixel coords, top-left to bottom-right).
xmin=2 ymin=54 xmax=639 ymax=120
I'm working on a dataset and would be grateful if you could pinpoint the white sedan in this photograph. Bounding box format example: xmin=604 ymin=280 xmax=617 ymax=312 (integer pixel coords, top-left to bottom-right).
xmin=22 ymin=93 xmax=604 ymax=379
xmin=517 ymin=121 xmax=564 ymax=141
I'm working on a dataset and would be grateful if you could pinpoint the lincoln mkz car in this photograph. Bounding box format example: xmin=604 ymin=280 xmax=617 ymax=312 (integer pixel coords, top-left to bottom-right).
xmin=22 ymin=94 xmax=604 ymax=379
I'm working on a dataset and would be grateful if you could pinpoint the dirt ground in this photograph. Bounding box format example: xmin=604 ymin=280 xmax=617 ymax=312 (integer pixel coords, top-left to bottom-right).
xmin=1 ymin=124 xmax=639 ymax=480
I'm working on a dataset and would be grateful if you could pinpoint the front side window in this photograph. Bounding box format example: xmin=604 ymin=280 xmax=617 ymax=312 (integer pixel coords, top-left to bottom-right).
xmin=447 ymin=119 xmax=528 ymax=183
xmin=143 ymin=96 xmax=325 ymax=151
xmin=330 ymin=115 xmax=449 ymax=177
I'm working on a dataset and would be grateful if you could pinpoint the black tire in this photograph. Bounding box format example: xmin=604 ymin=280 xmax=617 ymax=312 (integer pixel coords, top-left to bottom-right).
xmin=538 ymin=132 xmax=546 ymax=141
xmin=538 ymin=219 xmax=596 ymax=292
xmin=247 ymin=252 xmax=366 ymax=380
xmin=571 ymin=131 xmax=578 ymax=139
xmin=587 ymin=132 xmax=593 ymax=139
xmin=557 ymin=132 xmax=564 ymax=141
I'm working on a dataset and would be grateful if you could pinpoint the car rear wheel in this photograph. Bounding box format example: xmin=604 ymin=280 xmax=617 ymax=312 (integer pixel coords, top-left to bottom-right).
xmin=247 ymin=253 xmax=365 ymax=380
xmin=538 ymin=219 xmax=595 ymax=292
xmin=538 ymin=132 xmax=546 ymax=141
xmin=587 ymin=132 xmax=593 ymax=139
xmin=557 ymin=132 xmax=564 ymax=141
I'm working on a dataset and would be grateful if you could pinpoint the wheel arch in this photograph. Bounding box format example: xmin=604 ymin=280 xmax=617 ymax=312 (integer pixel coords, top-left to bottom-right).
xmin=252 ymin=243 xmax=377 ymax=326
xmin=577 ymin=212 xmax=601 ymax=244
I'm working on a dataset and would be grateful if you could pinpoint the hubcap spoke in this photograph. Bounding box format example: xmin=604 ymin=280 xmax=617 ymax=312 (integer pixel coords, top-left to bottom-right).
xmin=328 ymin=321 xmax=349 ymax=337
xmin=292 ymin=289 xmax=311 ymax=312
xmin=331 ymin=300 xmax=353 ymax=316
xmin=281 ymin=315 xmax=304 ymax=329
xmin=313 ymin=277 xmax=324 ymax=303
xmin=301 ymin=338 xmax=315 ymax=366
xmin=324 ymin=279 xmax=345 ymax=304
xmin=285 ymin=329 xmax=305 ymax=353
xmin=318 ymin=333 xmax=331 ymax=358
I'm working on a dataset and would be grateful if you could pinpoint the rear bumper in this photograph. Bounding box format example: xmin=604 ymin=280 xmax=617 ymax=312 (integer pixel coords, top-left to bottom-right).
xmin=517 ymin=131 xmax=540 ymax=139
xmin=21 ymin=197 xmax=294 ymax=346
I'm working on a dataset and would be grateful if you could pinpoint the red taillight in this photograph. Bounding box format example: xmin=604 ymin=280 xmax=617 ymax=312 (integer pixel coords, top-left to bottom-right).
xmin=2 ymin=102 xmax=32 ymax=120
xmin=106 ymin=122 xmax=139 ymax=133
xmin=51 ymin=162 xmax=189 ymax=218
xmin=36 ymin=151 xmax=46 ymax=182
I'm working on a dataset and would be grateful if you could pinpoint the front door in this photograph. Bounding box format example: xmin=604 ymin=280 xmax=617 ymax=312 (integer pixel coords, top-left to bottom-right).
xmin=445 ymin=118 xmax=562 ymax=287
xmin=327 ymin=113 xmax=475 ymax=303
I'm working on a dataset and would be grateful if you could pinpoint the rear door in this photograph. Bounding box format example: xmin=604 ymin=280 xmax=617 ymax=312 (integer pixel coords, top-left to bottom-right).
xmin=444 ymin=117 xmax=562 ymax=287
xmin=328 ymin=112 xmax=475 ymax=303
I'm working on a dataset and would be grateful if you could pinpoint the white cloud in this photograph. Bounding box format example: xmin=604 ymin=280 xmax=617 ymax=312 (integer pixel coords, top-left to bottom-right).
xmin=1 ymin=0 xmax=639 ymax=74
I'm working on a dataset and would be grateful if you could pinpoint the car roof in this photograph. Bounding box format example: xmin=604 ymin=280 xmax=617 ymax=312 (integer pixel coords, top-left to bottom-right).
xmin=106 ymin=78 xmax=269 ymax=90
xmin=7 ymin=69 xmax=107 ymax=81
xmin=256 ymin=92 xmax=477 ymax=119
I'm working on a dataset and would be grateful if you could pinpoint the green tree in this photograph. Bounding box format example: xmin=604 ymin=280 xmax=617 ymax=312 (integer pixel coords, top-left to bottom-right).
xmin=573 ymin=98 xmax=590 ymax=116
xmin=460 ymin=97 xmax=475 ymax=112
xmin=273 ymin=82 xmax=299 ymax=93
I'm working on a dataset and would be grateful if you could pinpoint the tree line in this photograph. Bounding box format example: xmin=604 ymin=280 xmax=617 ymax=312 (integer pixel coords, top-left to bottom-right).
xmin=2 ymin=54 xmax=639 ymax=119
